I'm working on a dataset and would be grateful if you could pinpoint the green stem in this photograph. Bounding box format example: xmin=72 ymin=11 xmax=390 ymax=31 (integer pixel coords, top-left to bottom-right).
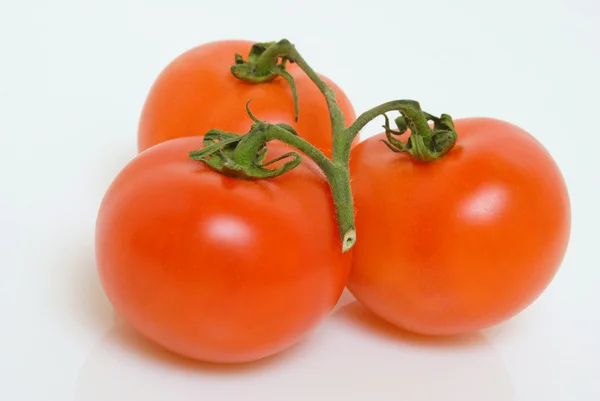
xmin=237 ymin=39 xmax=346 ymax=138
xmin=333 ymin=100 xmax=421 ymax=162
xmin=193 ymin=39 xmax=457 ymax=252
xmin=266 ymin=126 xmax=335 ymax=176
xmin=265 ymin=125 xmax=356 ymax=251
xmin=189 ymin=120 xmax=356 ymax=252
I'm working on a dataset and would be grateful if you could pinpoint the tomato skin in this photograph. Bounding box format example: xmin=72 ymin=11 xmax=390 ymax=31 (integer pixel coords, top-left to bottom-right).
xmin=348 ymin=118 xmax=570 ymax=335
xmin=95 ymin=137 xmax=351 ymax=363
xmin=137 ymin=40 xmax=357 ymax=156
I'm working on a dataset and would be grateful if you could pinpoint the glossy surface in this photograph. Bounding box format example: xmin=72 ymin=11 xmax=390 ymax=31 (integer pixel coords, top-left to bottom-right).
xmin=2 ymin=0 xmax=599 ymax=400
xmin=348 ymin=118 xmax=571 ymax=335
xmin=95 ymin=137 xmax=351 ymax=363
xmin=137 ymin=40 xmax=357 ymax=156
xmin=73 ymin=297 xmax=517 ymax=401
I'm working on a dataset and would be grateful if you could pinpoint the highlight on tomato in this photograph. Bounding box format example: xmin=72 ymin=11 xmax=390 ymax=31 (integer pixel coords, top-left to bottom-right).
xmin=95 ymin=37 xmax=571 ymax=365
xmin=347 ymin=116 xmax=571 ymax=335
xmin=95 ymin=136 xmax=352 ymax=363
xmin=137 ymin=39 xmax=357 ymax=157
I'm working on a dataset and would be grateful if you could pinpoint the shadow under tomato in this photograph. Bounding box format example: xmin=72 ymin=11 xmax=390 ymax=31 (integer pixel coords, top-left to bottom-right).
xmin=72 ymin=320 xmax=322 ymax=401
xmin=73 ymin=299 xmax=515 ymax=401
xmin=339 ymin=300 xmax=486 ymax=347
xmin=74 ymin=290 xmax=356 ymax=381
xmin=327 ymin=301 xmax=516 ymax=401
xmin=111 ymin=320 xmax=311 ymax=371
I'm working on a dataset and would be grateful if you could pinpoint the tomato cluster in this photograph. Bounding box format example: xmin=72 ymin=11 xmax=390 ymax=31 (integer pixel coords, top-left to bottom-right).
xmin=95 ymin=40 xmax=571 ymax=364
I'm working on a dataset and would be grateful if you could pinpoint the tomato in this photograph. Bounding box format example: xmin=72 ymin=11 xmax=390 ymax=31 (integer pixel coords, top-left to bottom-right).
xmin=137 ymin=40 xmax=357 ymax=157
xmin=95 ymin=136 xmax=351 ymax=363
xmin=347 ymin=117 xmax=570 ymax=335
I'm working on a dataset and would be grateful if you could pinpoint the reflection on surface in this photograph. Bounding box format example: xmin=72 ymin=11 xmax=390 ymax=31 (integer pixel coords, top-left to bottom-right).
xmin=459 ymin=184 xmax=507 ymax=223
xmin=335 ymin=302 xmax=515 ymax=400
xmin=74 ymin=301 xmax=514 ymax=401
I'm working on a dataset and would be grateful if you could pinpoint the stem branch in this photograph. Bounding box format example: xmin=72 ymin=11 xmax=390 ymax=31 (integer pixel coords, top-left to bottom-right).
xmin=266 ymin=126 xmax=355 ymax=250
xmin=193 ymin=39 xmax=457 ymax=252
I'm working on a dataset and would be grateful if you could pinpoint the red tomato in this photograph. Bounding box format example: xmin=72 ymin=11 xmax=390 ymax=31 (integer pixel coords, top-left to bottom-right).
xmin=347 ymin=117 xmax=570 ymax=335
xmin=95 ymin=137 xmax=351 ymax=363
xmin=137 ymin=40 xmax=357 ymax=157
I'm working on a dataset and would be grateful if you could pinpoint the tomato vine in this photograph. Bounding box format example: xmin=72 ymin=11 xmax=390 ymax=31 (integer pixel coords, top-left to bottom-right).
xmin=189 ymin=39 xmax=458 ymax=252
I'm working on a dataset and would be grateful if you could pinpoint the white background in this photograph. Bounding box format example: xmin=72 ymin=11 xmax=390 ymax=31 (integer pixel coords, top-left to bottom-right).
xmin=1 ymin=0 xmax=598 ymax=400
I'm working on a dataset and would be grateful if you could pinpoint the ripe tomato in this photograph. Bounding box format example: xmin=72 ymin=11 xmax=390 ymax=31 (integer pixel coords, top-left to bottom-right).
xmin=95 ymin=137 xmax=351 ymax=363
xmin=347 ymin=117 xmax=570 ymax=335
xmin=137 ymin=40 xmax=357 ymax=157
